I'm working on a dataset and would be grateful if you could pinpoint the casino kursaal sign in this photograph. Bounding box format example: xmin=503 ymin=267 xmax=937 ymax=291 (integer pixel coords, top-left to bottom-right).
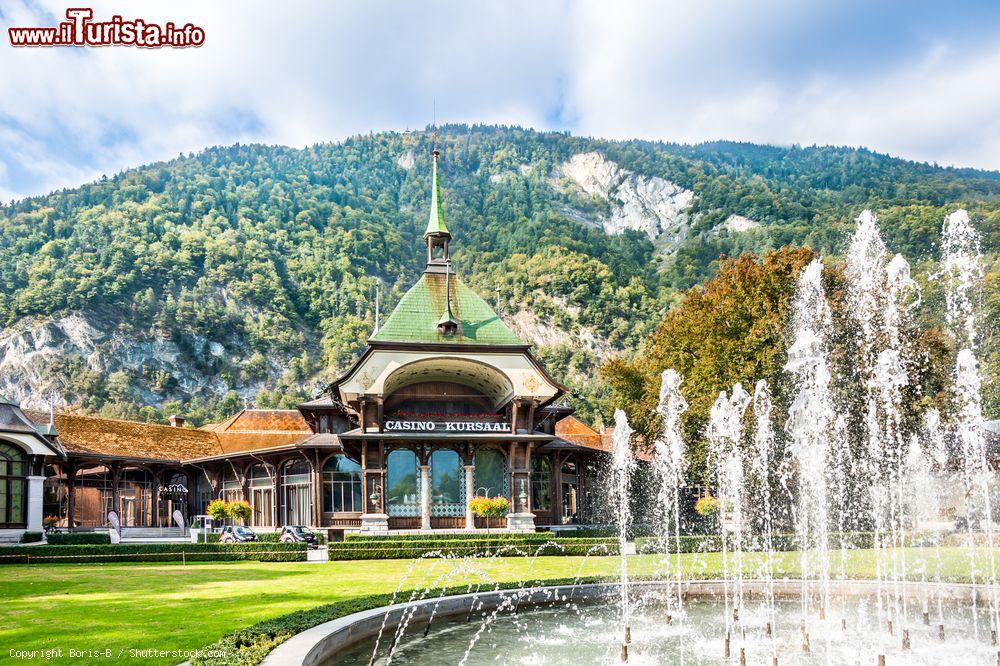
xmin=383 ymin=419 xmax=509 ymax=433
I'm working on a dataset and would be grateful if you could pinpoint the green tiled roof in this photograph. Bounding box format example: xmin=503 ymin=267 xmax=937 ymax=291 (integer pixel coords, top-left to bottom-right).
xmin=423 ymin=153 xmax=450 ymax=238
xmin=371 ymin=273 xmax=524 ymax=345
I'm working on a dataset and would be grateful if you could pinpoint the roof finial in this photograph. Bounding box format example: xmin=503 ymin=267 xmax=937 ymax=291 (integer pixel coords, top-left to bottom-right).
xmin=436 ymin=262 xmax=459 ymax=335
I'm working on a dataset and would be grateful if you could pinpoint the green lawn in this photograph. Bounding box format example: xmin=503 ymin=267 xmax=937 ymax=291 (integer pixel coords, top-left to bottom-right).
xmin=0 ymin=547 xmax=991 ymax=665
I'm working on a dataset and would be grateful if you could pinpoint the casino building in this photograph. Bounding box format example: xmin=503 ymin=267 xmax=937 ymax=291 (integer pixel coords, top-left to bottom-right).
xmin=0 ymin=150 xmax=615 ymax=541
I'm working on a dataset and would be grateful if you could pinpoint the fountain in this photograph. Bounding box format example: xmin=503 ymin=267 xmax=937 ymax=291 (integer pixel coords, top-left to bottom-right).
xmin=279 ymin=208 xmax=999 ymax=666
xmin=610 ymin=409 xmax=637 ymax=661
xmin=707 ymin=383 xmax=752 ymax=655
xmin=940 ymin=209 xmax=1000 ymax=641
xmin=650 ymin=369 xmax=688 ymax=620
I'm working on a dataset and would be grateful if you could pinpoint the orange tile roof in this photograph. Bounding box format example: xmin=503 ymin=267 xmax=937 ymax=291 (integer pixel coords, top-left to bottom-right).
xmin=555 ymin=415 xmax=609 ymax=453
xmin=23 ymin=409 xmax=315 ymax=462
xmin=209 ymin=409 xmax=312 ymax=454
xmin=211 ymin=409 xmax=311 ymax=433
xmin=554 ymin=415 xmax=652 ymax=462
xmin=24 ymin=410 xmax=222 ymax=461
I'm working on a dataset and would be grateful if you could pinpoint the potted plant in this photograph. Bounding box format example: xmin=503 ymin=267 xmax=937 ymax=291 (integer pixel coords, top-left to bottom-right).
xmin=42 ymin=515 xmax=60 ymax=534
xmin=694 ymin=495 xmax=721 ymax=518
xmin=468 ymin=495 xmax=510 ymax=531
xmin=228 ymin=500 xmax=252 ymax=525
xmin=206 ymin=499 xmax=229 ymax=529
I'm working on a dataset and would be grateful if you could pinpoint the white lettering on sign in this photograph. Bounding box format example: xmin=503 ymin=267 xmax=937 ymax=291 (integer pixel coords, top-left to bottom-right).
xmin=383 ymin=420 xmax=509 ymax=432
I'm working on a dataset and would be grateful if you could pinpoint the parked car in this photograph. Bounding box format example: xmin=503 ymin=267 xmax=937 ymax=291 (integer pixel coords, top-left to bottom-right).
xmin=219 ymin=525 xmax=258 ymax=543
xmin=279 ymin=525 xmax=319 ymax=549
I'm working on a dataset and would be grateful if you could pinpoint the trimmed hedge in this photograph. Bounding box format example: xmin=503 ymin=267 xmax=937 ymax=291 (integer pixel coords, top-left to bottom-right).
xmin=19 ymin=531 xmax=43 ymax=544
xmin=46 ymin=532 xmax=111 ymax=545
xmin=202 ymin=531 xmax=326 ymax=545
xmin=326 ymin=537 xmax=617 ymax=560
xmin=633 ymin=531 xmax=957 ymax=554
xmin=0 ymin=542 xmax=307 ymax=564
xmin=343 ymin=531 xmax=556 ymax=542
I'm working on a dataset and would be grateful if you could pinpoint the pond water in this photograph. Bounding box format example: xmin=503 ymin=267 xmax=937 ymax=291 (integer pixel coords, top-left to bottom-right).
xmin=334 ymin=593 xmax=997 ymax=665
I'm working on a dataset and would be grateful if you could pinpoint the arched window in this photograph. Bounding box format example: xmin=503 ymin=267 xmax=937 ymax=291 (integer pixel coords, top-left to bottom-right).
xmin=247 ymin=464 xmax=275 ymax=527
xmin=323 ymin=455 xmax=362 ymax=513
xmin=282 ymin=460 xmax=312 ymax=526
xmin=430 ymin=449 xmax=463 ymax=516
xmin=0 ymin=442 xmax=27 ymax=529
xmin=118 ymin=467 xmax=154 ymax=527
xmin=195 ymin=473 xmax=213 ymax=516
xmin=386 ymin=449 xmax=419 ymax=517
xmin=220 ymin=469 xmax=243 ymax=503
xmin=530 ymin=456 xmax=551 ymax=511
xmin=474 ymin=448 xmax=507 ymax=499
xmin=74 ymin=465 xmax=112 ymax=527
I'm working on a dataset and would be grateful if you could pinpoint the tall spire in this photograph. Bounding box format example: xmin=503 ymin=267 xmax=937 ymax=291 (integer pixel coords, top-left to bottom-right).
xmin=424 ymin=149 xmax=450 ymax=239
xmin=423 ymin=144 xmax=452 ymax=272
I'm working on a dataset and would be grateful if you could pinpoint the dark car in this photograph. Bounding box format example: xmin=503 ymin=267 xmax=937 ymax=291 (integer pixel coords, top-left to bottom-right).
xmin=219 ymin=525 xmax=258 ymax=543
xmin=279 ymin=525 xmax=319 ymax=549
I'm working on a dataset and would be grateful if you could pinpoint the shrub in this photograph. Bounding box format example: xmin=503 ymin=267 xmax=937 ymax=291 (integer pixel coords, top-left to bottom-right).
xmin=345 ymin=532 xmax=555 ymax=542
xmin=228 ymin=501 xmax=252 ymax=524
xmin=19 ymin=531 xmax=43 ymax=544
xmin=206 ymin=499 xmax=229 ymax=523
xmin=325 ymin=537 xmax=617 ymax=560
xmin=694 ymin=496 xmax=722 ymax=517
xmin=468 ymin=496 xmax=509 ymax=518
xmin=46 ymin=532 xmax=110 ymax=545
xmin=0 ymin=542 xmax=307 ymax=564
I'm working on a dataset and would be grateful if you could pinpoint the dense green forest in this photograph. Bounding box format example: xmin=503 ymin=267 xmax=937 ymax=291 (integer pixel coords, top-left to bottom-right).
xmin=0 ymin=125 xmax=996 ymax=425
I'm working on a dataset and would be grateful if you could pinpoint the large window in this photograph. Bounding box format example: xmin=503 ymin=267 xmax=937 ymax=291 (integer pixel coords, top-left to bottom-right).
xmin=0 ymin=442 xmax=26 ymax=529
xmin=220 ymin=469 xmax=243 ymax=503
xmin=323 ymin=455 xmax=362 ymax=513
xmin=195 ymin=473 xmax=214 ymax=516
xmin=474 ymin=449 xmax=507 ymax=499
xmin=561 ymin=458 xmax=579 ymax=524
xmin=282 ymin=460 xmax=312 ymax=526
xmin=118 ymin=467 xmax=154 ymax=527
xmin=386 ymin=449 xmax=419 ymax=517
xmin=430 ymin=449 xmax=463 ymax=516
xmin=530 ymin=456 xmax=552 ymax=511
xmin=248 ymin=464 xmax=275 ymax=527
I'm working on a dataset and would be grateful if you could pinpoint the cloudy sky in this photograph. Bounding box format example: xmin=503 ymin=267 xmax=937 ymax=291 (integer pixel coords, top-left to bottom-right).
xmin=1 ymin=0 xmax=999 ymax=201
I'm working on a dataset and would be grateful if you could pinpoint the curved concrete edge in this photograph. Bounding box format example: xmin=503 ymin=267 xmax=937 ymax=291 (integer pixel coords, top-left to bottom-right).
xmin=262 ymin=579 xmax=995 ymax=666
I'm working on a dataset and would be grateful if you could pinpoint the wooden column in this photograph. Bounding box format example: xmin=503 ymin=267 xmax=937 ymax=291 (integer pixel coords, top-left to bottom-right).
xmin=552 ymin=453 xmax=563 ymax=525
xmin=110 ymin=463 xmax=121 ymax=525
xmin=311 ymin=450 xmax=323 ymax=528
xmin=65 ymin=463 xmax=77 ymax=529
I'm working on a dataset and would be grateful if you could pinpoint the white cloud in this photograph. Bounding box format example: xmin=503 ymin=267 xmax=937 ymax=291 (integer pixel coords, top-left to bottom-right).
xmin=0 ymin=0 xmax=997 ymax=200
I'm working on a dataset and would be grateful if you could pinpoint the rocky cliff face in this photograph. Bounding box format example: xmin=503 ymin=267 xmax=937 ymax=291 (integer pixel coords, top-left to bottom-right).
xmin=559 ymin=151 xmax=694 ymax=252
xmin=0 ymin=312 xmax=282 ymax=410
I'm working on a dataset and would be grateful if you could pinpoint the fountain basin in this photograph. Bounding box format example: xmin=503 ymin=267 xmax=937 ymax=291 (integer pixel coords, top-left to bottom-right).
xmin=263 ymin=579 xmax=997 ymax=665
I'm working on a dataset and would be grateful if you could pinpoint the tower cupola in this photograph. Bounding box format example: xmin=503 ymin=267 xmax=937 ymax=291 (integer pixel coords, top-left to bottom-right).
xmin=423 ymin=149 xmax=451 ymax=272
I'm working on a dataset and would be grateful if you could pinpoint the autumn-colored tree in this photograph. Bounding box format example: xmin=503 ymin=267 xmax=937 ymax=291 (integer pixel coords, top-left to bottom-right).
xmin=602 ymin=247 xmax=820 ymax=479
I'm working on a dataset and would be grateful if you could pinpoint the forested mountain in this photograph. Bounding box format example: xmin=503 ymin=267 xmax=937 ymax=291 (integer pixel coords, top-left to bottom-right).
xmin=0 ymin=125 xmax=997 ymax=425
